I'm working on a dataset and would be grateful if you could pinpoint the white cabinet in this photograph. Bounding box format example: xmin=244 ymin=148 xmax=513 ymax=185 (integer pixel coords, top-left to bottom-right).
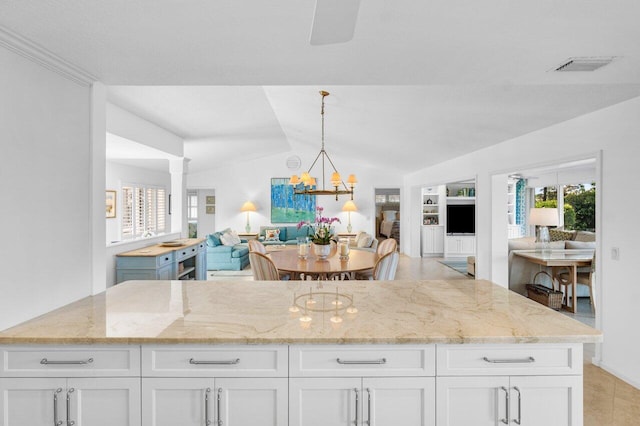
xmin=142 ymin=377 xmax=287 ymax=426
xmin=436 ymin=344 xmax=583 ymax=426
xmin=290 ymin=377 xmax=435 ymax=426
xmin=444 ymin=235 xmax=475 ymax=257
xmin=422 ymin=225 xmax=444 ymax=256
xmin=437 ymin=375 xmax=581 ymax=426
xmin=289 ymin=345 xmax=436 ymax=426
xmin=141 ymin=346 xmax=288 ymax=426
xmin=0 ymin=377 xmax=140 ymax=426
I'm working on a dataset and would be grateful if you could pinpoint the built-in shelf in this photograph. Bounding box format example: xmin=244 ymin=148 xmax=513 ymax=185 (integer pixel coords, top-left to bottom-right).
xmin=177 ymin=266 xmax=196 ymax=278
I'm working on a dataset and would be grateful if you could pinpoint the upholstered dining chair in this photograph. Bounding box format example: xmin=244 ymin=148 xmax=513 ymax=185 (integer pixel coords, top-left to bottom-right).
xmin=249 ymin=252 xmax=282 ymax=281
xmin=373 ymin=251 xmax=399 ymax=281
xmin=355 ymin=238 xmax=398 ymax=280
xmin=556 ymin=252 xmax=596 ymax=313
xmin=248 ymin=239 xmax=267 ymax=254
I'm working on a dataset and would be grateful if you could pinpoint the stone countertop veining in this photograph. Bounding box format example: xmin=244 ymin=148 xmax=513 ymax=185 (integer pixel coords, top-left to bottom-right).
xmin=0 ymin=279 xmax=602 ymax=345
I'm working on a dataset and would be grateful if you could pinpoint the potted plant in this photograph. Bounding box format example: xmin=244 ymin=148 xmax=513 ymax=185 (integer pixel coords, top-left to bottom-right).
xmin=297 ymin=207 xmax=341 ymax=259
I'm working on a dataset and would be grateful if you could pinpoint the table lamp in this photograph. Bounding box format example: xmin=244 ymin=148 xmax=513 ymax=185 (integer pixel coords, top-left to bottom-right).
xmin=342 ymin=200 xmax=358 ymax=233
xmin=240 ymin=201 xmax=257 ymax=233
xmin=529 ymin=208 xmax=559 ymax=252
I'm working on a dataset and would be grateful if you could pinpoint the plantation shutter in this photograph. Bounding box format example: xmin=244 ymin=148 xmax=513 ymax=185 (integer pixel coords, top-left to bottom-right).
xmin=156 ymin=189 xmax=166 ymax=232
xmin=120 ymin=185 xmax=167 ymax=239
xmin=122 ymin=187 xmax=134 ymax=238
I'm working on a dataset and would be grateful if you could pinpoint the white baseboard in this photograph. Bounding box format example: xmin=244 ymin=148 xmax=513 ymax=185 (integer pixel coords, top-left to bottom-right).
xmin=598 ymin=362 xmax=640 ymax=390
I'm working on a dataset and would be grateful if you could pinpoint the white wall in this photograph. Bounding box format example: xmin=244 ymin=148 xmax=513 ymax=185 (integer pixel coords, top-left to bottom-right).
xmin=405 ymin=95 xmax=640 ymax=389
xmin=0 ymin=46 xmax=93 ymax=330
xmin=187 ymin=150 xmax=403 ymax=241
xmin=106 ymin=103 xmax=183 ymax=157
xmin=194 ymin=189 xmax=216 ymax=237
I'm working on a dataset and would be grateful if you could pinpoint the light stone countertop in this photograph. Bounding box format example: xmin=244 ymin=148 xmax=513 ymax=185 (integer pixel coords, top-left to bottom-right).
xmin=0 ymin=279 xmax=602 ymax=345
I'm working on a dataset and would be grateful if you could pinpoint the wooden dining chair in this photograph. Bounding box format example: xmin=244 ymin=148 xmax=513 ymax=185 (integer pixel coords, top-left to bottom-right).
xmin=556 ymin=252 xmax=596 ymax=313
xmin=248 ymin=239 xmax=267 ymax=254
xmin=355 ymin=238 xmax=397 ymax=280
xmin=248 ymin=252 xmax=282 ymax=280
xmin=373 ymin=251 xmax=399 ymax=280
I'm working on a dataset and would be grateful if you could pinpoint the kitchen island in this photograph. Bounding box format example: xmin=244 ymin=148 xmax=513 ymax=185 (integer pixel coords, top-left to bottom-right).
xmin=0 ymin=279 xmax=601 ymax=426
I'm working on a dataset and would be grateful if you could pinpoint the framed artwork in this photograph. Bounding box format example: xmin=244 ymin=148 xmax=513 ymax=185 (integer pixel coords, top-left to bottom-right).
xmin=106 ymin=190 xmax=116 ymax=218
xmin=206 ymin=196 xmax=216 ymax=205
xmin=270 ymin=177 xmax=316 ymax=223
xmin=206 ymin=206 xmax=216 ymax=214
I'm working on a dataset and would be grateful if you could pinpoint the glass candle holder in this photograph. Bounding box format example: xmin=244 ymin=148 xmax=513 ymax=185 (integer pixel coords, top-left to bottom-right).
xmin=297 ymin=236 xmax=310 ymax=259
xmin=338 ymin=238 xmax=350 ymax=260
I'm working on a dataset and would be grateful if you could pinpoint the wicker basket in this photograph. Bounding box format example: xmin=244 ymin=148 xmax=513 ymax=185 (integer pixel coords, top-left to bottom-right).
xmin=526 ymin=271 xmax=563 ymax=310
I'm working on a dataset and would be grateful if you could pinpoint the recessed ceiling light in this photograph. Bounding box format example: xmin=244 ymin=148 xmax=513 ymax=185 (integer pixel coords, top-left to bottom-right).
xmin=553 ymin=57 xmax=617 ymax=72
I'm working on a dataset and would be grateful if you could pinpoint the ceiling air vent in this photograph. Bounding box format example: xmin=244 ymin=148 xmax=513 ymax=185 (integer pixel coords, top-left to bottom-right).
xmin=554 ymin=57 xmax=616 ymax=72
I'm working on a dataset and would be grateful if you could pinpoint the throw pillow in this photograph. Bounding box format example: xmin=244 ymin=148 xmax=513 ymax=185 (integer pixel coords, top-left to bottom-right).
xmin=206 ymin=233 xmax=221 ymax=247
xmin=356 ymin=233 xmax=373 ymax=248
xmin=264 ymin=229 xmax=281 ymax=242
xmin=549 ymin=229 xmax=574 ymax=241
xmin=220 ymin=230 xmax=241 ymax=246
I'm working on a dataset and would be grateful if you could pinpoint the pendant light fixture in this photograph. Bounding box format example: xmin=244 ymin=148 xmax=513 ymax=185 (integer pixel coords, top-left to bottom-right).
xmin=289 ymin=90 xmax=357 ymax=201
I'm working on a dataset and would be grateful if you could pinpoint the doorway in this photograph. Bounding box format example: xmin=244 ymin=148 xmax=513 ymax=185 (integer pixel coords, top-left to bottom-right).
xmin=374 ymin=188 xmax=400 ymax=247
xmin=187 ymin=188 xmax=216 ymax=237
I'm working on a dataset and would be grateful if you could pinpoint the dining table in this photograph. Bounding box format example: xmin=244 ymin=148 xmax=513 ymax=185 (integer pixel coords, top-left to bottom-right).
xmin=512 ymin=249 xmax=594 ymax=313
xmin=268 ymin=247 xmax=378 ymax=280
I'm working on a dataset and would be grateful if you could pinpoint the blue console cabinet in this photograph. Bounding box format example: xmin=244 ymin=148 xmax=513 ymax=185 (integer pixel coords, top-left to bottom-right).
xmin=116 ymin=238 xmax=206 ymax=284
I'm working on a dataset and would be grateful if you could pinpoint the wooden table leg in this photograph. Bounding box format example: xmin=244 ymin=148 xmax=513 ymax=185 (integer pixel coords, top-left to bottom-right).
xmin=570 ymin=265 xmax=578 ymax=314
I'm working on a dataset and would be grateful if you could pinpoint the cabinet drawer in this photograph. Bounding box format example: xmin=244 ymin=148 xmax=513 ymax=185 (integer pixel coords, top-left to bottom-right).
xmin=0 ymin=345 xmax=140 ymax=377
xmin=290 ymin=345 xmax=435 ymax=377
xmin=176 ymin=244 xmax=199 ymax=262
xmin=142 ymin=345 xmax=288 ymax=377
xmin=436 ymin=343 xmax=582 ymax=376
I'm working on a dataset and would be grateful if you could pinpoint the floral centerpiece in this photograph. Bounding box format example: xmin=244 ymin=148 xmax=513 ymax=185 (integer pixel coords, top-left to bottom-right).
xmin=297 ymin=206 xmax=341 ymax=245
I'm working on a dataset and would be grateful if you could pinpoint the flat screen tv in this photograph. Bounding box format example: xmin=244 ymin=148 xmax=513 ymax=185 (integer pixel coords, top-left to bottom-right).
xmin=446 ymin=204 xmax=475 ymax=235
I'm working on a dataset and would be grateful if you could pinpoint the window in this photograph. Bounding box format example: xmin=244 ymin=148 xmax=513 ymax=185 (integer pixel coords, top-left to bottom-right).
xmin=121 ymin=185 xmax=167 ymax=239
xmin=187 ymin=192 xmax=198 ymax=221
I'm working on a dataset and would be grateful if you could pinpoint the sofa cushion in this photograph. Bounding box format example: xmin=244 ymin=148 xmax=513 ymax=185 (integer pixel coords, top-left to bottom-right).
xmin=574 ymin=231 xmax=596 ymax=242
xmin=565 ymin=240 xmax=596 ymax=250
xmin=231 ymin=245 xmax=249 ymax=258
xmin=549 ymin=229 xmax=575 ymax=241
xmin=287 ymin=226 xmax=311 ymax=241
xmin=220 ymin=230 xmax=241 ymax=246
xmin=264 ymin=228 xmax=281 ymax=242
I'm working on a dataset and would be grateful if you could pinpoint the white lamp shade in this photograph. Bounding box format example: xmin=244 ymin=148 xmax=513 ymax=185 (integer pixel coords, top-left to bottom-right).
xmin=342 ymin=200 xmax=358 ymax=212
xmin=529 ymin=208 xmax=559 ymax=226
xmin=240 ymin=201 xmax=257 ymax=212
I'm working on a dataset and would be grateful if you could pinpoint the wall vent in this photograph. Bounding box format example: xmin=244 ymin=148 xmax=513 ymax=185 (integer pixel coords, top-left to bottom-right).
xmin=554 ymin=57 xmax=616 ymax=72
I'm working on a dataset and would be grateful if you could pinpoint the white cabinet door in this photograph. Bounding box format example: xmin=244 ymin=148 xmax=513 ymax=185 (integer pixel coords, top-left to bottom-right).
xmin=421 ymin=227 xmax=433 ymax=255
xmin=69 ymin=378 xmax=140 ymax=426
xmin=461 ymin=237 xmax=475 ymax=254
xmin=433 ymin=227 xmax=444 ymax=253
xmin=0 ymin=378 xmax=66 ymax=426
xmin=363 ymin=377 xmax=435 ymax=426
xmin=436 ymin=376 xmax=509 ymax=426
xmin=142 ymin=378 xmax=213 ymax=426
xmin=510 ymin=376 xmax=582 ymax=426
xmin=216 ymin=378 xmax=288 ymax=426
xmin=289 ymin=377 xmax=361 ymax=426
xmin=422 ymin=226 xmax=444 ymax=256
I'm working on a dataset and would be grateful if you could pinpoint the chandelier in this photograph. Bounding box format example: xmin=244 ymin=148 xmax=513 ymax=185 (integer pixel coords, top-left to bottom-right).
xmin=289 ymin=91 xmax=357 ymax=201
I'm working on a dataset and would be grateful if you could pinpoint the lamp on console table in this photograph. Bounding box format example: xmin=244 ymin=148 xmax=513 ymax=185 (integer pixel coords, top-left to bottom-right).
xmin=240 ymin=201 xmax=257 ymax=233
xmin=342 ymin=200 xmax=358 ymax=233
xmin=529 ymin=208 xmax=559 ymax=253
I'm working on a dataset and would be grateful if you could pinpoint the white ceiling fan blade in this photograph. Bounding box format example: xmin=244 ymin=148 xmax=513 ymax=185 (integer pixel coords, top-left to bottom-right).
xmin=310 ymin=0 xmax=361 ymax=46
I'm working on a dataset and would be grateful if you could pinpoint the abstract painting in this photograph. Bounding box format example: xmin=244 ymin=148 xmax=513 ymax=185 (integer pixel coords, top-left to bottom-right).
xmin=270 ymin=178 xmax=316 ymax=223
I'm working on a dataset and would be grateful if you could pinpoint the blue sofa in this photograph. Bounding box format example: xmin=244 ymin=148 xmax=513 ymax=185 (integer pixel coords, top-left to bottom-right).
xmin=258 ymin=225 xmax=313 ymax=245
xmin=205 ymin=230 xmax=250 ymax=271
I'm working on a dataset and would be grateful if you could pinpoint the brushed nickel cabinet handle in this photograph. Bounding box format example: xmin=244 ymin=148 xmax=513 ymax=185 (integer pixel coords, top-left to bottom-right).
xmin=66 ymin=388 xmax=75 ymax=426
xmin=41 ymin=358 xmax=93 ymax=365
xmin=204 ymin=388 xmax=212 ymax=426
xmin=353 ymin=388 xmax=359 ymax=426
xmin=217 ymin=388 xmax=223 ymax=426
xmin=499 ymin=386 xmax=509 ymax=425
xmin=513 ymin=386 xmax=522 ymax=425
xmin=482 ymin=356 xmax=535 ymax=364
xmin=189 ymin=358 xmax=240 ymax=365
xmin=365 ymin=388 xmax=372 ymax=426
xmin=53 ymin=388 xmax=63 ymax=426
xmin=336 ymin=358 xmax=387 ymax=365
